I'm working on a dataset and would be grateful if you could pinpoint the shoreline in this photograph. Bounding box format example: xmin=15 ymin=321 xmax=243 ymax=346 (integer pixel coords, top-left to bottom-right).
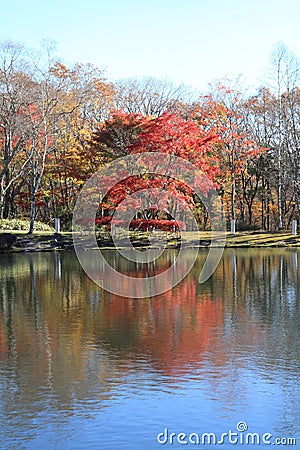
xmin=1 ymin=230 xmax=300 ymax=253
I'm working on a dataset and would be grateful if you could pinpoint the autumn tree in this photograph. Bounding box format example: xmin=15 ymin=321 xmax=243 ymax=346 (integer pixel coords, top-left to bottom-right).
xmin=267 ymin=42 xmax=300 ymax=228
xmin=243 ymin=44 xmax=300 ymax=230
xmin=89 ymin=110 xmax=144 ymax=163
xmin=243 ymin=88 xmax=278 ymax=229
xmin=194 ymin=81 xmax=265 ymax=232
xmin=90 ymin=111 xmax=221 ymax=228
xmin=0 ymin=41 xmax=36 ymax=219
xmin=40 ymin=61 xmax=115 ymax=229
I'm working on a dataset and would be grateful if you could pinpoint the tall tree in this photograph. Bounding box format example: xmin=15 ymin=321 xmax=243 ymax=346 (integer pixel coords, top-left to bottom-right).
xmin=0 ymin=41 xmax=35 ymax=218
xmin=194 ymin=81 xmax=264 ymax=232
xmin=114 ymin=77 xmax=195 ymax=117
xmin=268 ymin=42 xmax=300 ymax=228
xmin=43 ymin=61 xmax=115 ymax=229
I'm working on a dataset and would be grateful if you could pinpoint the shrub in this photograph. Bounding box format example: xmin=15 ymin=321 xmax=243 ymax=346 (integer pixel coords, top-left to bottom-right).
xmin=0 ymin=219 xmax=55 ymax=232
xmin=236 ymin=221 xmax=260 ymax=232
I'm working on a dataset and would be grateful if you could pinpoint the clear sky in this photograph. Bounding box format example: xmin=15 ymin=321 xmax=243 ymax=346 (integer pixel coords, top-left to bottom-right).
xmin=1 ymin=0 xmax=300 ymax=91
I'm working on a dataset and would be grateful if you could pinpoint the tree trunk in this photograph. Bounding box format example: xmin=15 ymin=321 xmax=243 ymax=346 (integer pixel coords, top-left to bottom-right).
xmin=29 ymin=181 xmax=36 ymax=234
xmin=29 ymin=206 xmax=35 ymax=234
xmin=277 ymin=175 xmax=283 ymax=230
xmin=0 ymin=178 xmax=4 ymax=219
xmin=230 ymin=172 xmax=236 ymax=234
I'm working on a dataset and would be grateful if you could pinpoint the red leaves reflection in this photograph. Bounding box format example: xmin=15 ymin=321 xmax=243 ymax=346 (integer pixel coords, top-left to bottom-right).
xmin=99 ymin=279 xmax=224 ymax=376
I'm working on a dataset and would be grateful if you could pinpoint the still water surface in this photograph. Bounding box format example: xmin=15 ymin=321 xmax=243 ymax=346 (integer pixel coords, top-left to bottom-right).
xmin=0 ymin=249 xmax=300 ymax=449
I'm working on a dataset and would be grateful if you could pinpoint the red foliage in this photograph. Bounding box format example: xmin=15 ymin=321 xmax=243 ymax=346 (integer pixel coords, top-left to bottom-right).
xmin=129 ymin=111 xmax=220 ymax=177
xmin=95 ymin=216 xmax=185 ymax=232
xmin=95 ymin=111 xmax=221 ymax=226
xmin=129 ymin=218 xmax=185 ymax=232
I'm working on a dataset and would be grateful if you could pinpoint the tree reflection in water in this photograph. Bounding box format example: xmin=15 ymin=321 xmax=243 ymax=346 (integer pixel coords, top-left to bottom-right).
xmin=0 ymin=248 xmax=299 ymax=440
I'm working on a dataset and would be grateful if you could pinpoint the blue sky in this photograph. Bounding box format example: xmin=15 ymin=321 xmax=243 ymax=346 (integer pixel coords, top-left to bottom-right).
xmin=1 ymin=0 xmax=300 ymax=91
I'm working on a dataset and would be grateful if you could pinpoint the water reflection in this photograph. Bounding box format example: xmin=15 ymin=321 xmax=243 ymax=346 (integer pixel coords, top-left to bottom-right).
xmin=0 ymin=249 xmax=300 ymax=448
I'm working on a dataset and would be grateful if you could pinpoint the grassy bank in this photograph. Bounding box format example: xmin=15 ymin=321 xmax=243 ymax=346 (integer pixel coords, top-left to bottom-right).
xmin=1 ymin=229 xmax=300 ymax=252
xmin=183 ymin=230 xmax=300 ymax=247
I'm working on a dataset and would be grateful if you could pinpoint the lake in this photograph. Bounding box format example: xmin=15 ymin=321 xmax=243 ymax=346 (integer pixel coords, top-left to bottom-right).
xmin=0 ymin=249 xmax=299 ymax=449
